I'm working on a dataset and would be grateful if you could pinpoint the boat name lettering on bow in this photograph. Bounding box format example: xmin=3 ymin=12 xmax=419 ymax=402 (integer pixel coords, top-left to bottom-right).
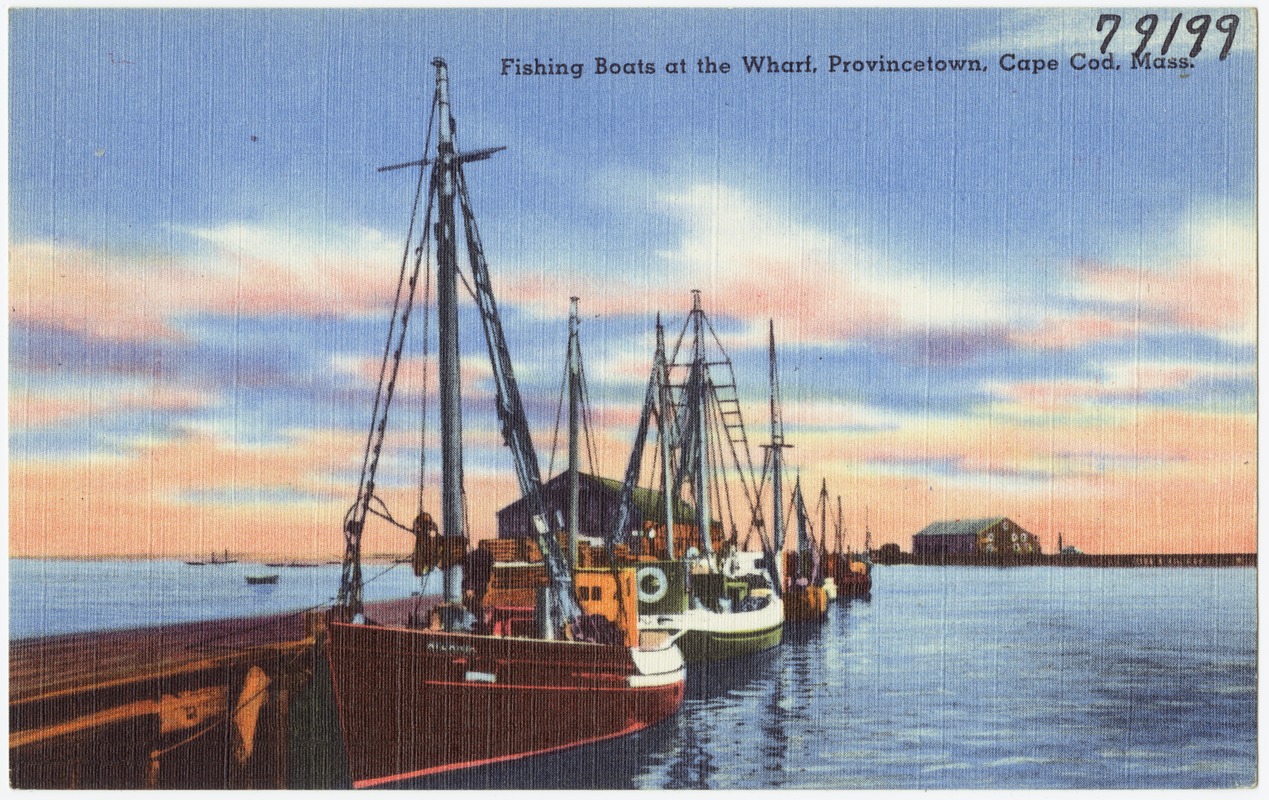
xmin=426 ymin=641 xmax=476 ymax=656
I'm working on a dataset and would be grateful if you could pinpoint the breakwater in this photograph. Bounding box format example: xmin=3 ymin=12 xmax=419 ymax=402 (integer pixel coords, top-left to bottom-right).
xmin=875 ymin=551 xmax=1255 ymax=568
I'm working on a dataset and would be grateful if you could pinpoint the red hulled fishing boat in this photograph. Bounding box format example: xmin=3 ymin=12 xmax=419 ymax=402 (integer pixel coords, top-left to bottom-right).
xmin=326 ymin=58 xmax=684 ymax=789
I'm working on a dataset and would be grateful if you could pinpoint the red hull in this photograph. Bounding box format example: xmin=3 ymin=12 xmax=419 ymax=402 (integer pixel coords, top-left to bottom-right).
xmin=827 ymin=554 xmax=873 ymax=595
xmin=326 ymin=622 xmax=684 ymax=788
xmin=835 ymin=571 xmax=872 ymax=595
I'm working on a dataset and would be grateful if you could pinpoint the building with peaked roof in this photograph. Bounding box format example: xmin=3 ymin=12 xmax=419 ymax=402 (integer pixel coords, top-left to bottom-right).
xmin=911 ymin=517 xmax=1039 ymax=557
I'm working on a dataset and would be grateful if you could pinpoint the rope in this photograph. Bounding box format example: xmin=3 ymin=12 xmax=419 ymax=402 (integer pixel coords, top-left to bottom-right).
xmin=416 ymin=188 xmax=435 ymax=519
xmin=546 ymin=335 xmax=568 ymax=479
xmin=338 ymin=85 xmax=439 ymax=612
xmin=577 ymin=350 xmax=600 ymax=476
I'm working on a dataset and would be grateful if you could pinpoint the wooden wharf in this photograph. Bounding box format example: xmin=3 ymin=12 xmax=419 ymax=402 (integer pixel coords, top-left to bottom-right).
xmin=10 ymin=595 xmax=440 ymax=789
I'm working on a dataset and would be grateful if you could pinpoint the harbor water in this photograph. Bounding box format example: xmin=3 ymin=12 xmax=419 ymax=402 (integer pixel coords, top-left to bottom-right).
xmin=9 ymin=560 xmax=1256 ymax=789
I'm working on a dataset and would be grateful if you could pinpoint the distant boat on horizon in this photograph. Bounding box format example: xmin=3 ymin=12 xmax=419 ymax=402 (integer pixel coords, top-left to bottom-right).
xmin=184 ymin=549 xmax=237 ymax=566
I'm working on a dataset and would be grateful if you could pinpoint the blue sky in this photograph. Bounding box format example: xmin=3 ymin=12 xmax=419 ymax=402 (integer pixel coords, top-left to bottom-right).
xmin=9 ymin=8 xmax=1256 ymax=557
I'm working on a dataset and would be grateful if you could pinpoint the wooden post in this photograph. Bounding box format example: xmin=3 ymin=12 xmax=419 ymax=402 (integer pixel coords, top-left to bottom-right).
xmin=274 ymin=681 xmax=290 ymax=789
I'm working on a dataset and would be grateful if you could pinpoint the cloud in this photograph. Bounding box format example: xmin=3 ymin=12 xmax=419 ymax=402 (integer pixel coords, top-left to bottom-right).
xmin=11 ymin=381 xmax=215 ymax=428
xmin=1009 ymin=211 xmax=1255 ymax=352
xmin=11 ymin=224 xmax=405 ymax=342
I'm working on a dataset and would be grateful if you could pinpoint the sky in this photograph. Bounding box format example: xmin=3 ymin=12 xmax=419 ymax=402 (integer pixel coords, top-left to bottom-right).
xmin=9 ymin=8 xmax=1256 ymax=558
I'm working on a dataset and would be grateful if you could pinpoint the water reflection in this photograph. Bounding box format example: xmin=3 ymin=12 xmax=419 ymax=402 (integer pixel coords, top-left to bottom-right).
xmin=392 ymin=569 xmax=1256 ymax=790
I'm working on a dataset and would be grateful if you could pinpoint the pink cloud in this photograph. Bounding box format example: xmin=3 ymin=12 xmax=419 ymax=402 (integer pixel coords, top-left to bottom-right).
xmin=1075 ymin=259 xmax=1254 ymax=336
xmin=10 ymin=383 xmax=214 ymax=427
xmin=11 ymin=226 xmax=406 ymax=342
xmin=1010 ymin=316 xmax=1134 ymax=349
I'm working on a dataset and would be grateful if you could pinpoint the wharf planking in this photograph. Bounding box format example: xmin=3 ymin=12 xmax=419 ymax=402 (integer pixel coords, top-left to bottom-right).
xmin=10 ymin=595 xmax=439 ymax=790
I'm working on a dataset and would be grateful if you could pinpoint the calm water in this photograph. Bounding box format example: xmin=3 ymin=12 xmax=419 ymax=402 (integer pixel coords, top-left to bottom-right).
xmin=8 ymin=558 xmax=438 ymax=640
xmin=9 ymin=561 xmax=1256 ymax=788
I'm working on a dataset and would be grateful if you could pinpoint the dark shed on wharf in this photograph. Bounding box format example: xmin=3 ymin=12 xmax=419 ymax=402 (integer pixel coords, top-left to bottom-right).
xmin=495 ymin=472 xmax=700 ymax=540
xmin=912 ymin=517 xmax=1040 ymax=557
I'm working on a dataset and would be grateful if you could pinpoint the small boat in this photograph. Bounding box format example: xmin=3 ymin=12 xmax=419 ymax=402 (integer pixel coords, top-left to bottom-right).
xmin=325 ymin=59 xmax=684 ymax=789
xmin=827 ymin=499 xmax=873 ymax=597
xmin=245 ymin=574 xmax=279 ymax=585
xmin=185 ymin=549 xmax=237 ymax=566
xmin=782 ymin=478 xmax=829 ymax=621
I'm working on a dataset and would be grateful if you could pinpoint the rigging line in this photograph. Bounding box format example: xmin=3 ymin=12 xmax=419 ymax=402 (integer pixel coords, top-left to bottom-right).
xmin=577 ymin=351 xmax=599 ymax=476
xmin=461 ymin=487 xmax=471 ymax=550
xmin=666 ymin=310 xmax=692 ymax=369
xmin=350 ymin=84 xmax=437 ymax=513
xmin=355 ymin=175 xmax=434 ymax=521
xmin=417 ymin=181 xmax=436 ymax=518
xmin=366 ymin=505 xmax=415 ymax=534
xmin=708 ymin=387 xmax=739 ymax=558
xmin=704 ymin=389 xmax=727 ymax=556
xmin=712 ymin=389 xmax=740 ymax=547
xmin=547 ymin=328 xmax=569 ymax=479
xmin=339 ymin=84 xmax=438 ymax=610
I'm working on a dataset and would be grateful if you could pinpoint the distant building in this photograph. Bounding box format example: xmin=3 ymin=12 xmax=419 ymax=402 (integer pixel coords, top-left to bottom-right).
xmin=912 ymin=517 xmax=1039 ymax=556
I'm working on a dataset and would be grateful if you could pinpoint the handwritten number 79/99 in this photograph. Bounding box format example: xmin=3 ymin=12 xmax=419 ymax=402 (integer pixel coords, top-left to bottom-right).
xmin=1098 ymin=14 xmax=1239 ymax=60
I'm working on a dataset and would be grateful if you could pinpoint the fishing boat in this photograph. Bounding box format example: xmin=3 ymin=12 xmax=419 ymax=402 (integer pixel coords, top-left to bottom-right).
xmin=324 ymin=60 xmax=685 ymax=789
xmin=813 ymin=481 xmax=839 ymax=601
xmin=827 ymin=498 xmax=873 ymax=597
xmin=245 ymin=574 xmax=279 ymax=585
xmin=184 ymin=549 xmax=237 ymax=566
xmin=782 ymin=477 xmax=829 ymax=621
xmin=606 ymin=295 xmax=784 ymax=662
xmin=763 ymin=322 xmax=826 ymax=623
xmin=482 ymin=297 xmax=782 ymax=662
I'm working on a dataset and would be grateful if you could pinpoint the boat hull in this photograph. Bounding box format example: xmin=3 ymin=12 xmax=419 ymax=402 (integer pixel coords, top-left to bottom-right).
xmin=783 ymin=585 xmax=828 ymax=621
xmin=326 ymin=621 xmax=685 ymax=788
xmin=639 ymin=597 xmax=784 ymax=663
xmin=835 ymin=571 xmax=872 ymax=596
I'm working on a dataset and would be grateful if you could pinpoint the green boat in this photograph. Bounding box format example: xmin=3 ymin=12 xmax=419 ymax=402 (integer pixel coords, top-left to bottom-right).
xmin=634 ymin=554 xmax=784 ymax=662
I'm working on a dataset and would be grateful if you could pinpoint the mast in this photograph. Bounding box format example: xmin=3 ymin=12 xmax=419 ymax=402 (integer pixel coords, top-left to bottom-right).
xmin=792 ymin=475 xmax=809 ymax=583
xmin=865 ymin=505 xmax=872 ymax=556
xmin=448 ymin=72 xmax=580 ymax=635
xmin=656 ymin=316 xmax=676 ymax=559
xmin=766 ymin=319 xmax=791 ymax=588
xmin=690 ymin=290 xmax=713 ymax=560
xmin=432 ymin=58 xmax=467 ymax=606
xmin=567 ymin=297 xmax=581 ymax=570
xmin=836 ymin=495 xmax=844 ymax=556
xmin=819 ymin=479 xmax=828 ymax=558
xmin=340 ymin=59 xmax=580 ymax=632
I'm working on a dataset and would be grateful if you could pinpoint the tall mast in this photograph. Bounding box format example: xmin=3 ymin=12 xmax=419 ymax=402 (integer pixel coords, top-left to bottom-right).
xmin=656 ymin=315 xmax=676 ymax=559
xmin=766 ymin=319 xmax=791 ymax=587
xmin=567 ymin=297 xmax=581 ymax=570
xmin=432 ymin=58 xmax=466 ymax=606
xmin=690 ymin=290 xmax=713 ymax=560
